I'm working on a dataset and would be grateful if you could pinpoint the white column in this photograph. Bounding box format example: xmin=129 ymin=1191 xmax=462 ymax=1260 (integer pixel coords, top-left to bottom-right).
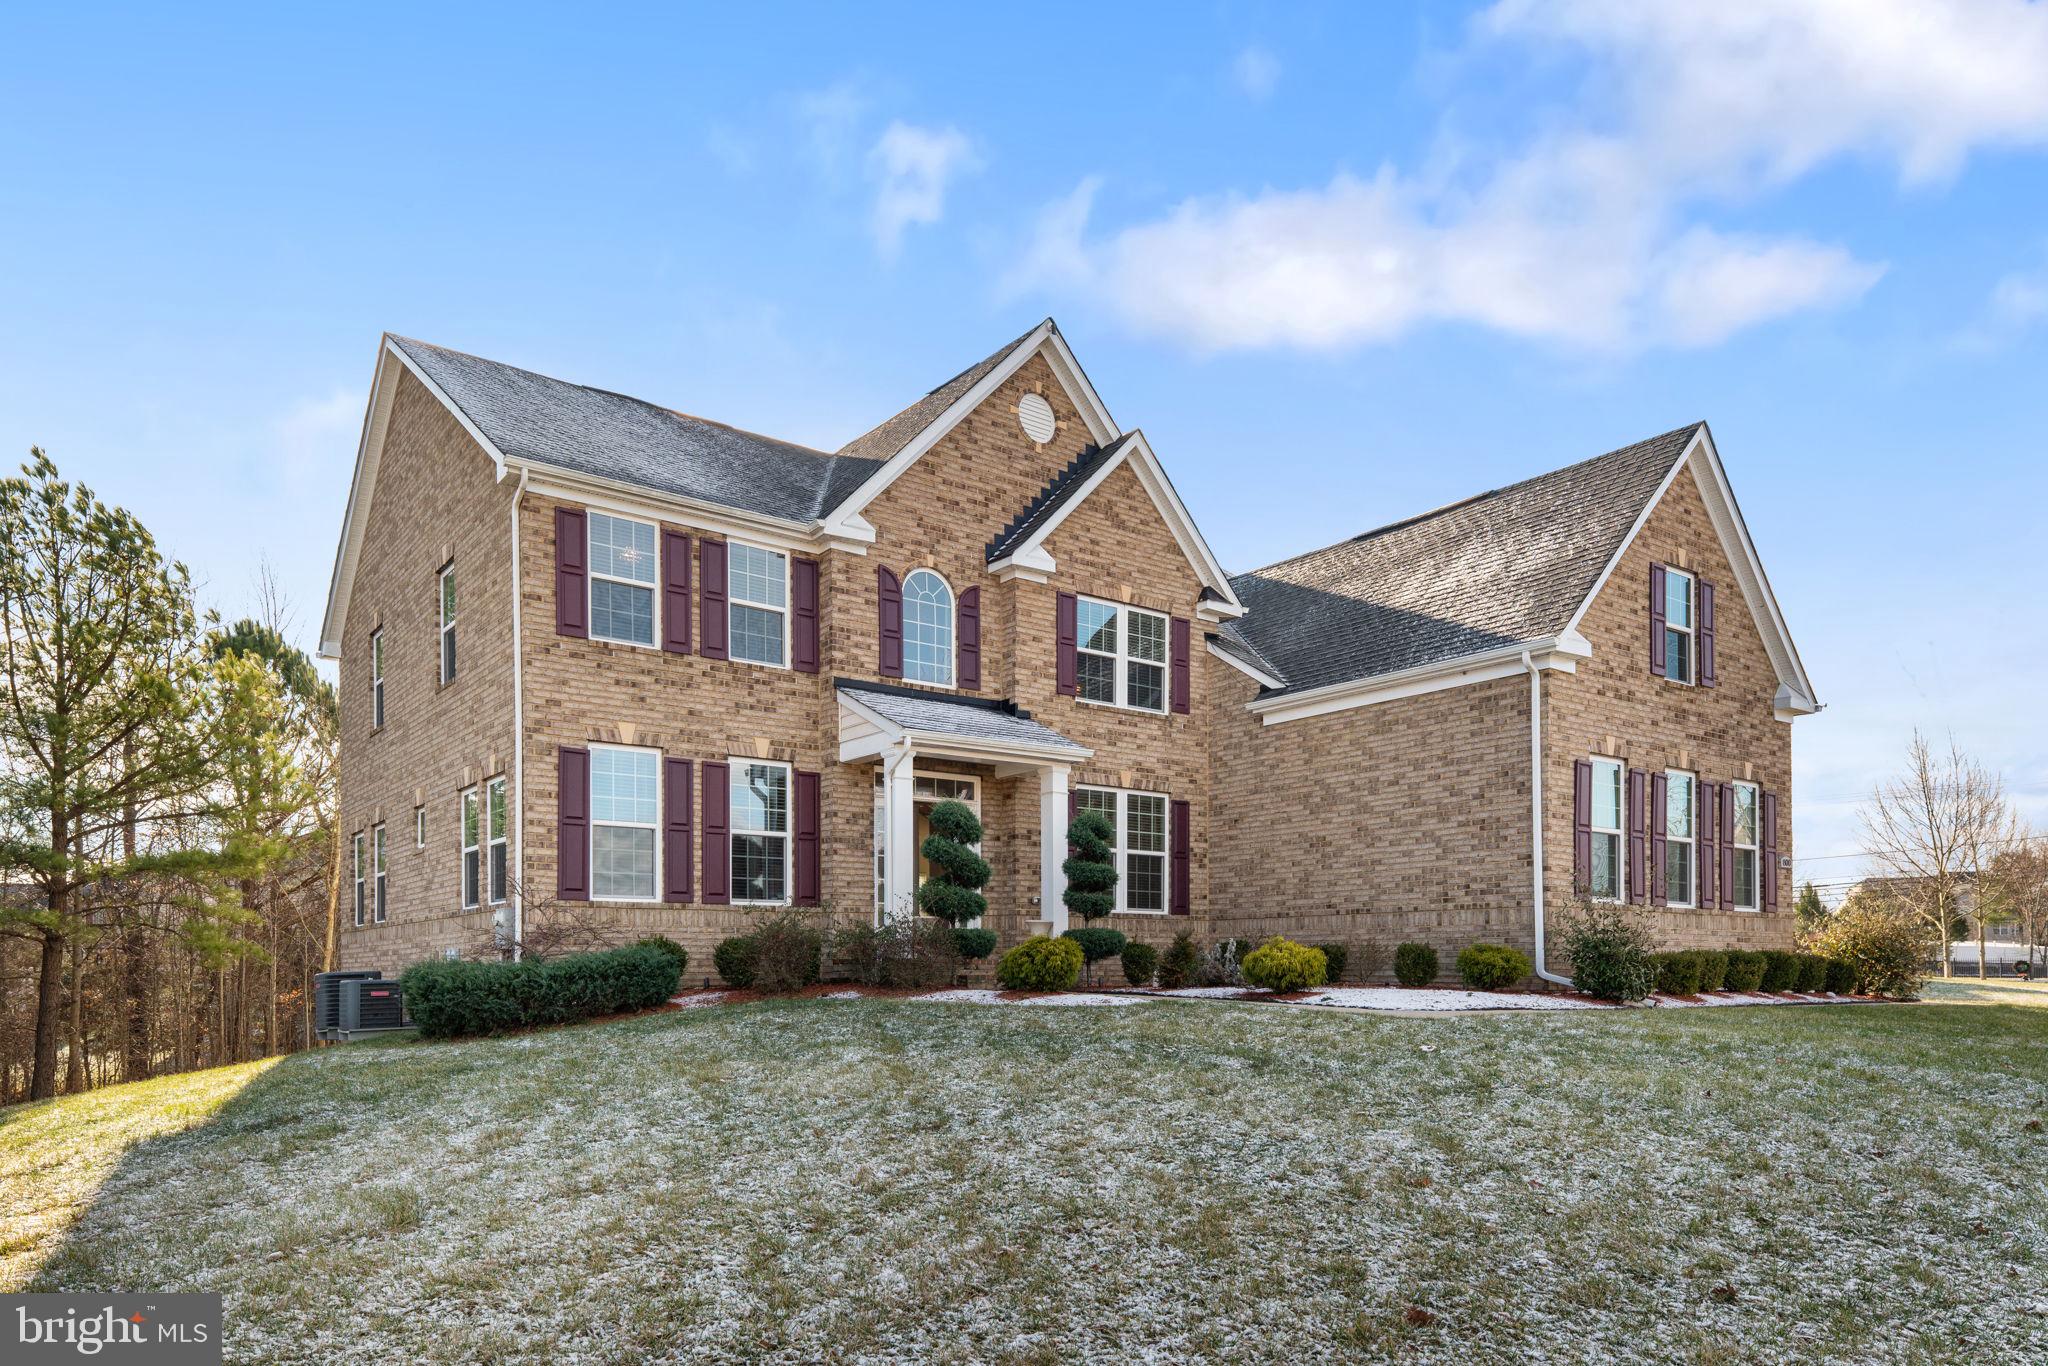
xmin=883 ymin=743 xmax=918 ymax=924
xmin=1040 ymin=765 xmax=1070 ymax=933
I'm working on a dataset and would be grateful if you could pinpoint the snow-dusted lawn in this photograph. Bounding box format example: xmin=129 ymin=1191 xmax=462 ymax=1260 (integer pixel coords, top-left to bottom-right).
xmin=8 ymin=993 xmax=2047 ymax=1363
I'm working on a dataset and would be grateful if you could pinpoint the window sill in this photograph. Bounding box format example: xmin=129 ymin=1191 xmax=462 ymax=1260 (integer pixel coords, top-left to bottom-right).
xmin=588 ymin=632 xmax=660 ymax=652
xmin=1076 ymin=697 xmax=1168 ymax=718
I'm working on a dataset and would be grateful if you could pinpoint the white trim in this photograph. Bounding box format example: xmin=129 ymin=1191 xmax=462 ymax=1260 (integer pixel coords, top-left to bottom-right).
xmin=1526 ymin=655 xmax=1570 ymax=986
xmin=372 ymin=823 xmax=388 ymax=924
xmin=508 ymin=467 xmax=527 ymax=957
xmin=368 ymin=628 xmax=385 ymax=729
xmin=1206 ymin=637 xmax=1285 ymax=691
xmin=836 ymin=689 xmax=1094 ymax=767
xmin=520 ymin=467 xmax=836 ymax=555
xmin=437 ymin=562 xmax=457 ymax=685
xmin=985 ymin=430 xmax=1244 ymax=612
xmin=1074 ymin=784 xmax=1171 ymax=916
xmin=413 ymin=804 xmax=426 ymax=851
xmin=584 ymin=509 xmax=661 ymax=649
xmin=588 ymin=742 xmax=662 ymax=904
xmin=1588 ymin=755 xmax=1626 ymax=904
xmin=351 ymin=830 xmax=367 ymax=928
xmin=1661 ymin=565 xmax=1696 ymax=686
xmin=1664 ymin=769 xmax=1698 ymax=910
xmin=1729 ymin=780 xmax=1761 ymax=912
xmin=1250 ymin=637 xmax=1588 ymax=725
xmin=1075 ymin=595 xmax=1169 ymax=714
xmin=726 ymin=540 xmax=791 ymax=669
xmin=899 ymin=567 xmax=957 ymax=688
xmin=485 ymin=775 xmax=508 ymax=905
xmin=459 ymin=785 xmax=481 ymax=910
xmin=727 ymin=757 xmax=794 ymax=908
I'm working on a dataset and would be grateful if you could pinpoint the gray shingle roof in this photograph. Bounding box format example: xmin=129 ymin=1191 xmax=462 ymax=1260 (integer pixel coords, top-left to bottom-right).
xmin=985 ymin=433 xmax=1134 ymax=561
xmin=1205 ymin=629 xmax=1284 ymax=684
xmin=389 ymin=336 xmax=883 ymax=524
xmin=837 ymin=679 xmax=1089 ymax=754
xmin=835 ymin=324 xmax=1043 ymax=465
xmin=1225 ymin=424 xmax=1700 ymax=697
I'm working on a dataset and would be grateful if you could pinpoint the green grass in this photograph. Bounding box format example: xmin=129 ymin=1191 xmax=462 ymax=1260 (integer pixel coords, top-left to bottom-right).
xmin=5 ymin=992 xmax=2046 ymax=1363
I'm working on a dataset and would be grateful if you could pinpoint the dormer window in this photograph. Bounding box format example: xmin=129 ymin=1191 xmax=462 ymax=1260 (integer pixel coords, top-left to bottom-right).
xmin=901 ymin=570 xmax=955 ymax=686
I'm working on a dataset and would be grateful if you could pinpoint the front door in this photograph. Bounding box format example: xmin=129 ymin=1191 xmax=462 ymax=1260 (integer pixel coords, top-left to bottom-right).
xmin=873 ymin=771 xmax=981 ymax=923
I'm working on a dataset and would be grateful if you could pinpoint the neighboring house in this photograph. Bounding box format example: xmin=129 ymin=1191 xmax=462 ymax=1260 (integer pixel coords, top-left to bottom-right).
xmin=319 ymin=320 xmax=1819 ymax=983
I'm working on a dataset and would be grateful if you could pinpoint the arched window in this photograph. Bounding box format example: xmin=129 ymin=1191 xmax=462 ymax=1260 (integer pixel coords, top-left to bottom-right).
xmin=901 ymin=569 xmax=954 ymax=686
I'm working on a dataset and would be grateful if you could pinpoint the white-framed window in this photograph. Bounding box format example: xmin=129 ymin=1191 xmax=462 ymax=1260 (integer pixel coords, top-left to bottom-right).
xmin=901 ymin=569 xmax=955 ymax=686
xmin=1665 ymin=771 xmax=1696 ymax=908
xmin=1075 ymin=785 xmax=1170 ymax=914
xmin=460 ymin=787 xmax=480 ymax=909
xmin=1589 ymin=757 xmax=1625 ymax=902
xmin=591 ymin=745 xmax=659 ymax=901
xmin=728 ymin=543 xmax=788 ymax=667
xmin=731 ymin=759 xmax=791 ymax=905
xmin=414 ymin=804 xmax=426 ymax=850
xmin=438 ymin=562 xmax=457 ymax=684
xmin=352 ymin=831 xmax=366 ymax=927
xmin=1662 ymin=568 xmax=1694 ymax=684
xmin=369 ymin=628 xmax=385 ymax=729
xmin=487 ymin=776 xmax=508 ymax=904
xmin=588 ymin=511 xmax=658 ymax=646
xmin=1730 ymin=781 xmax=1760 ymax=911
xmin=373 ymin=824 xmax=388 ymax=923
xmin=1075 ymin=597 xmax=1168 ymax=713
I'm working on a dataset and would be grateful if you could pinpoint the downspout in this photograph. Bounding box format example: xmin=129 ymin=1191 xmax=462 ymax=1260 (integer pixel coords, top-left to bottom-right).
xmin=509 ymin=467 xmax=529 ymax=960
xmin=1524 ymin=650 xmax=1571 ymax=986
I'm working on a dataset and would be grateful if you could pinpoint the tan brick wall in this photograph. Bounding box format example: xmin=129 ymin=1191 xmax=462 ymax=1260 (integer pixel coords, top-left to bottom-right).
xmin=1542 ymin=462 xmax=1796 ymax=956
xmin=337 ymin=371 xmax=518 ymax=972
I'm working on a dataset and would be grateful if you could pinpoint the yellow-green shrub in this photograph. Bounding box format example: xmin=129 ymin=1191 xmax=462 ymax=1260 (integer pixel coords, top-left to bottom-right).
xmin=996 ymin=935 xmax=1084 ymax=992
xmin=1241 ymin=937 xmax=1328 ymax=993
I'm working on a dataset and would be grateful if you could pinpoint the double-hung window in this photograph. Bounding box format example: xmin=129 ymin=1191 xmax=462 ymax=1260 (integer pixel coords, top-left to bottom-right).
xmin=588 ymin=512 xmax=658 ymax=645
xmin=352 ymin=832 xmax=366 ymax=927
xmin=487 ymin=776 xmax=508 ymax=904
xmin=369 ymin=629 xmax=385 ymax=728
xmin=1075 ymin=598 xmax=1168 ymax=713
xmin=731 ymin=760 xmax=790 ymax=904
xmin=1730 ymin=782 xmax=1760 ymax=911
xmin=1662 ymin=568 xmax=1694 ymax=684
xmin=373 ymin=824 xmax=388 ymax=923
xmin=460 ymin=788 xmax=480 ymax=909
xmin=1665 ymin=771 xmax=1696 ymax=908
xmin=438 ymin=563 xmax=457 ymax=684
xmin=1589 ymin=757 xmax=1625 ymax=901
xmin=729 ymin=543 xmax=788 ymax=667
xmin=591 ymin=746 xmax=659 ymax=900
xmin=1075 ymin=786 xmax=1170 ymax=913
xmin=902 ymin=570 xmax=955 ymax=686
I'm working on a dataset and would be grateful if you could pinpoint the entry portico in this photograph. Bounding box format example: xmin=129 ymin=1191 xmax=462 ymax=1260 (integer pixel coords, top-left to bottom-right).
xmin=836 ymin=679 xmax=1091 ymax=933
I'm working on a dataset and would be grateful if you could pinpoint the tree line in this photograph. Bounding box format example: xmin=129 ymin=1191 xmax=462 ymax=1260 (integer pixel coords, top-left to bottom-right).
xmin=0 ymin=451 xmax=338 ymax=1103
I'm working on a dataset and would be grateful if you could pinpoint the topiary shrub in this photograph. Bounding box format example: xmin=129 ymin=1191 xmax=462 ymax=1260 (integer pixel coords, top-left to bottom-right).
xmin=1760 ymin=949 xmax=1802 ymax=993
xmin=1062 ymin=809 xmax=1118 ymax=926
xmin=1695 ymin=950 xmax=1730 ymax=993
xmin=1723 ymin=950 xmax=1768 ymax=993
xmin=1394 ymin=942 xmax=1439 ymax=988
xmin=1795 ymin=953 xmax=1829 ymax=992
xmin=1062 ymin=927 xmax=1127 ymax=985
xmin=1823 ymin=957 xmax=1858 ymax=994
xmin=997 ymin=935 xmax=1083 ymax=992
xmin=1558 ymin=898 xmax=1656 ymax=1002
xmin=1121 ymin=940 xmax=1160 ymax=987
xmin=1807 ymin=903 xmax=1930 ymax=999
xmin=1652 ymin=950 xmax=1702 ymax=996
xmin=1314 ymin=943 xmax=1350 ymax=985
xmin=1242 ymin=937 xmax=1328 ymax=993
xmin=713 ymin=935 xmax=759 ymax=988
xmin=631 ymin=936 xmax=689 ymax=979
xmin=1457 ymin=943 xmax=1533 ymax=991
xmin=952 ymin=927 xmax=998 ymax=962
xmin=918 ymin=800 xmax=992 ymax=928
xmin=1158 ymin=931 xmax=1201 ymax=990
xmin=401 ymin=944 xmax=681 ymax=1039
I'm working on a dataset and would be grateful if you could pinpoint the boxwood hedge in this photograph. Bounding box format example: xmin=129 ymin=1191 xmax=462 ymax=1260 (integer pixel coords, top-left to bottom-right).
xmin=400 ymin=944 xmax=682 ymax=1039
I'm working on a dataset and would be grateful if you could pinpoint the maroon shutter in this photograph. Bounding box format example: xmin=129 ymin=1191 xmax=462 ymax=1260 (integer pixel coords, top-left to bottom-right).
xmin=1572 ymin=759 xmax=1593 ymax=893
xmin=701 ymin=762 xmax=730 ymax=905
xmin=1170 ymin=798 xmax=1192 ymax=914
xmin=1055 ymin=592 xmax=1078 ymax=696
xmin=663 ymin=757 xmax=693 ymax=903
xmin=1068 ymin=788 xmax=1078 ymax=842
xmin=876 ymin=567 xmax=903 ymax=677
xmin=557 ymin=745 xmax=590 ymax=900
xmin=555 ymin=508 xmax=588 ymax=638
xmin=661 ymin=530 xmax=692 ymax=654
xmin=1699 ymin=781 xmax=1719 ymax=910
xmin=1698 ymin=579 xmax=1717 ymax=687
xmin=794 ymin=770 xmax=821 ymax=905
xmin=1720 ymin=783 xmax=1737 ymax=911
xmin=1762 ymin=791 xmax=1780 ymax=911
xmin=1649 ymin=563 xmax=1667 ymax=678
xmin=1649 ymin=772 xmax=1669 ymax=906
xmin=1627 ymin=769 xmax=1647 ymax=905
xmin=957 ymin=587 xmax=981 ymax=691
xmin=792 ymin=559 xmax=820 ymax=674
xmin=1170 ymin=616 xmax=1192 ymax=715
xmin=698 ymin=540 xmax=728 ymax=660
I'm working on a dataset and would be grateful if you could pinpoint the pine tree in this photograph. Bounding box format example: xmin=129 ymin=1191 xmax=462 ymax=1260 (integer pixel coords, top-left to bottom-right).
xmin=1795 ymin=881 xmax=1827 ymax=936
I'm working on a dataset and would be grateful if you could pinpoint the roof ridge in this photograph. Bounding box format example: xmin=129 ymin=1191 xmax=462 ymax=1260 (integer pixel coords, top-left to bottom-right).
xmin=833 ymin=322 xmax=1047 ymax=461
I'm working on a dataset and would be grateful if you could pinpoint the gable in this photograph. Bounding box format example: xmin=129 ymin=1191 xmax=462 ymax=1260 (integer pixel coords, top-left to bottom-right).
xmin=1038 ymin=460 xmax=1205 ymax=607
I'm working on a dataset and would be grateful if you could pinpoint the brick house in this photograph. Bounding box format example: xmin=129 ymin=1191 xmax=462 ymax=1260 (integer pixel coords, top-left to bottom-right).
xmin=319 ymin=320 xmax=1818 ymax=984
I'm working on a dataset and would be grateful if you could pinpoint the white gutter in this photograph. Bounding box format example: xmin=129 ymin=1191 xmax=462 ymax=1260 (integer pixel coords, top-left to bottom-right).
xmin=509 ymin=468 xmax=528 ymax=960
xmin=1524 ymin=650 xmax=1570 ymax=986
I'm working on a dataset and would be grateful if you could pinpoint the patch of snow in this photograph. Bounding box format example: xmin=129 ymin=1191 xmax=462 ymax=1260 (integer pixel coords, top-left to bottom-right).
xmin=1152 ymin=986 xmax=1259 ymax=998
xmin=670 ymin=992 xmax=728 ymax=1009
xmin=822 ymin=990 xmax=863 ymax=1001
xmin=1298 ymin=987 xmax=1608 ymax=1012
xmin=912 ymin=989 xmax=1145 ymax=1007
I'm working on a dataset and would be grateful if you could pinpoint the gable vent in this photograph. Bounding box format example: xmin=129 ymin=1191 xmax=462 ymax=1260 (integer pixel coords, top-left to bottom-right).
xmin=1017 ymin=392 xmax=1056 ymax=444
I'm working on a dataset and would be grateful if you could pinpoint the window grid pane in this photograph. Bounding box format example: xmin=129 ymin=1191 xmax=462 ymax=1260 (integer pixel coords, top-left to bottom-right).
xmin=1127 ymin=853 xmax=1165 ymax=911
xmin=593 ymin=826 xmax=656 ymax=900
xmin=590 ymin=579 xmax=655 ymax=645
xmin=732 ymin=764 xmax=789 ymax=835
xmin=732 ymin=834 xmax=787 ymax=903
xmin=729 ymin=544 xmax=786 ymax=609
xmin=591 ymin=750 xmax=658 ymax=824
xmin=902 ymin=571 xmax=954 ymax=685
xmin=1076 ymin=653 xmax=1116 ymax=704
xmin=1666 ymin=775 xmax=1694 ymax=840
xmin=1127 ymin=611 xmax=1166 ymax=663
xmin=1592 ymin=833 xmax=1620 ymax=899
xmin=1127 ymin=661 xmax=1165 ymax=712
xmin=731 ymin=603 xmax=785 ymax=666
xmin=588 ymin=513 xmax=657 ymax=584
xmin=1591 ymin=761 xmax=1621 ymax=831
xmin=1077 ymin=601 xmax=1117 ymax=655
xmin=1734 ymin=786 xmax=1758 ymax=846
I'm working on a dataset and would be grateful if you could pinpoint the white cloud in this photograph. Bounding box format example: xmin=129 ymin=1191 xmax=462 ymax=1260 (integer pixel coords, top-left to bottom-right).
xmin=1955 ymin=252 xmax=2048 ymax=350
xmin=1012 ymin=0 xmax=2048 ymax=352
xmin=867 ymin=121 xmax=980 ymax=259
xmin=1232 ymin=46 xmax=1281 ymax=101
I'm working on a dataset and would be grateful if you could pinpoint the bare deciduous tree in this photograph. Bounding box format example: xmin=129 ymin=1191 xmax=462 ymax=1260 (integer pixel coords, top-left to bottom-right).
xmin=1859 ymin=731 xmax=2012 ymax=978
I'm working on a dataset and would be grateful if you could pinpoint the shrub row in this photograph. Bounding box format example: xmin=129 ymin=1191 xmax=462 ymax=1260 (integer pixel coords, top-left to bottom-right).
xmin=400 ymin=944 xmax=683 ymax=1039
xmin=1650 ymin=947 xmax=1853 ymax=997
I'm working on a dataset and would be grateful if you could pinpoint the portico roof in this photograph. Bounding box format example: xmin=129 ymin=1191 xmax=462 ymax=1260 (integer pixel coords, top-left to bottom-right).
xmin=836 ymin=679 xmax=1091 ymax=765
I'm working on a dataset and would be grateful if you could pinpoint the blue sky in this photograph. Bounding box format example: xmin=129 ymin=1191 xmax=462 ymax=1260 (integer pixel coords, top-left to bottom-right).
xmin=4 ymin=1 xmax=2046 ymax=885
